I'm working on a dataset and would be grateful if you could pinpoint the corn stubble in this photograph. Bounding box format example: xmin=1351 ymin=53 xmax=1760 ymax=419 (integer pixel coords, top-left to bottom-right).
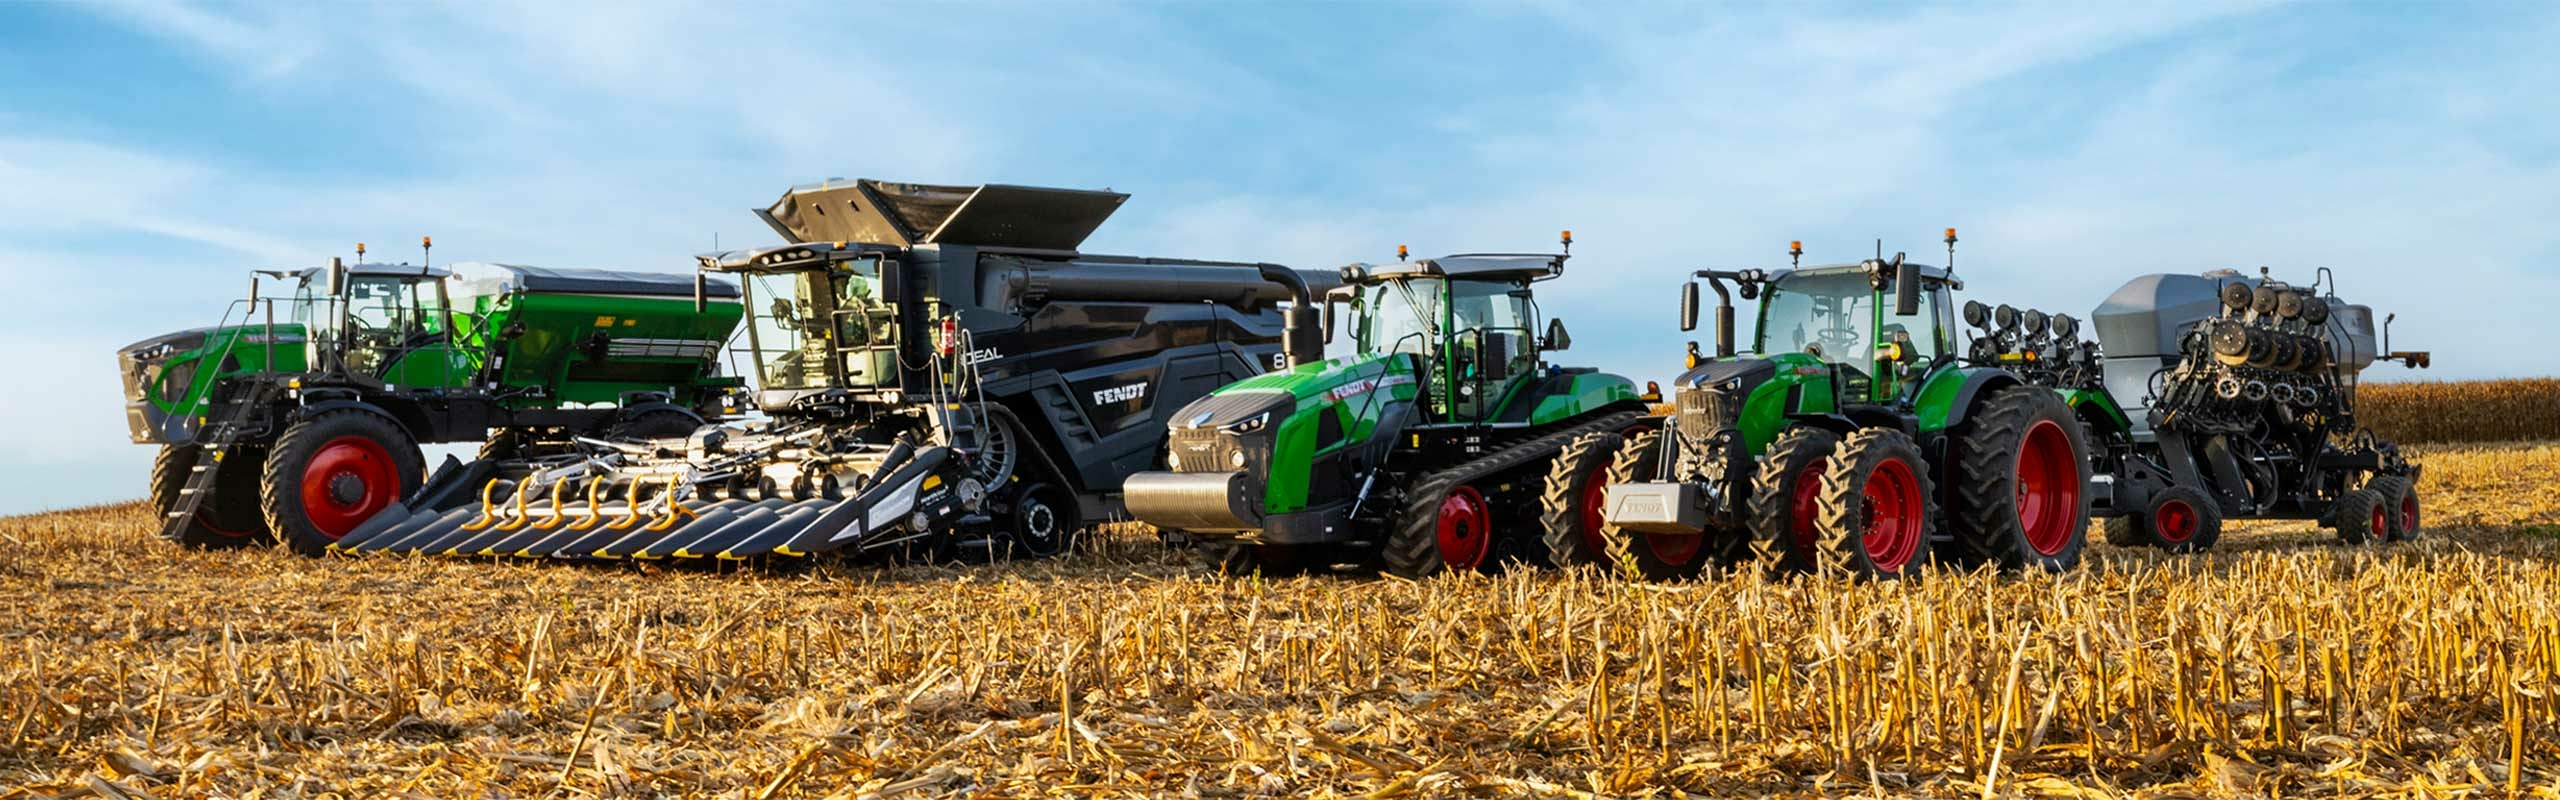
xmin=4 ymin=442 xmax=2558 ymax=798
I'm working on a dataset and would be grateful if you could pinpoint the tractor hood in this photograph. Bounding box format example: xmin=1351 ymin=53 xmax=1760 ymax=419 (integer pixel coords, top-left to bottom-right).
xmin=1674 ymin=356 xmax=1780 ymax=391
xmin=758 ymin=179 xmax=1130 ymax=251
xmin=119 ymin=327 xmax=217 ymax=360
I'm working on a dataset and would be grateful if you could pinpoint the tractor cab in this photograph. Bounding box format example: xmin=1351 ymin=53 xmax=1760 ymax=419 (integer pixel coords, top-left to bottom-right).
xmin=695 ymin=242 xmax=910 ymax=411
xmin=1337 ymin=251 xmax=1575 ymax=425
xmin=1743 ymin=261 xmax=1957 ymax=403
xmin=279 ymin=261 xmax=474 ymax=387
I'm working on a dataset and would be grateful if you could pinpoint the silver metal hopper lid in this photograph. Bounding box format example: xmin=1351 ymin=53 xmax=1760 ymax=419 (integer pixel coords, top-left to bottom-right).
xmin=756 ymin=178 xmax=1129 ymax=251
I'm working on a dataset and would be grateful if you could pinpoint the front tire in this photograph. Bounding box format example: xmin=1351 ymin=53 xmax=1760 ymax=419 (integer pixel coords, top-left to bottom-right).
xmin=1948 ymin=386 xmax=2091 ymax=572
xmin=1597 ymin=430 xmax=1724 ymax=581
xmin=1747 ymin=426 xmax=1838 ymax=575
xmin=1386 ymin=475 xmax=1496 ymax=579
xmin=1814 ymin=428 xmax=1936 ymax=579
xmin=150 ymin=444 xmax=273 ymax=549
xmin=260 ymin=410 xmax=424 ymax=556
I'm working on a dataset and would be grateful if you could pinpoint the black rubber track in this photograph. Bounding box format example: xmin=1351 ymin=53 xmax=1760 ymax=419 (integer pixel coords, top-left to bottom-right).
xmin=1539 ymin=431 xmax=1624 ymax=568
xmin=1946 ymin=386 xmax=2092 ymax=572
xmin=260 ymin=409 xmax=425 ymax=557
xmin=1746 ymin=426 xmax=1838 ymax=576
xmin=1383 ymin=410 xmax=1644 ymax=579
xmin=1812 ymin=427 xmax=1937 ymax=579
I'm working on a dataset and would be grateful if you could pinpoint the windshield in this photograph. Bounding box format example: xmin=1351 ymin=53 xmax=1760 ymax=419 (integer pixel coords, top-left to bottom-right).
xmin=739 ymin=258 xmax=899 ymax=392
xmin=1759 ymin=270 xmax=1878 ymax=366
xmin=1359 ymin=277 xmax=1443 ymax=357
xmin=741 ymin=271 xmax=825 ymax=391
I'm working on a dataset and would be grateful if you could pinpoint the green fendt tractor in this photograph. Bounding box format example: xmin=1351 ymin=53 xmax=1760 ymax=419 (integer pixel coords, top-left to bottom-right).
xmin=1594 ymin=232 xmax=2099 ymax=579
xmin=1124 ymin=237 xmax=1655 ymax=578
xmin=119 ymin=242 xmax=746 ymax=554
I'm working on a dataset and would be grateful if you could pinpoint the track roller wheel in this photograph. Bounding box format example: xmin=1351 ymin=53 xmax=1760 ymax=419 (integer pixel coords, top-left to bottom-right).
xmin=1540 ymin=432 xmax=1626 ymax=568
xmin=261 ymin=410 xmax=424 ymax=556
xmin=1948 ymin=386 xmax=2091 ymax=572
xmin=1813 ymin=428 xmax=1935 ymax=579
xmin=1005 ymin=481 xmax=1079 ymax=558
xmin=2124 ymin=485 xmax=2221 ymax=553
xmin=151 ymin=444 xmax=273 ymax=548
xmin=1747 ymin=426 xmax=1838 ymax=575
xmin=1594 ymin=429 xmax=1727 ymax=580
xmin=2333 ymin=487 xmax=2390 ymax=545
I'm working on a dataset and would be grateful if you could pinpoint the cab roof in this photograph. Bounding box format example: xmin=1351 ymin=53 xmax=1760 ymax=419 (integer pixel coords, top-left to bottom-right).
xmin=1344 ymin=253 xmax=1565 ymax=283
xmin=1776 ymin=261 xmax=1952 ymax=282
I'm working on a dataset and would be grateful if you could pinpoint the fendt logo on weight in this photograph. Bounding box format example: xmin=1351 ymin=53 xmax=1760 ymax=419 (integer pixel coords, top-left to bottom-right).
xmin=1092 ymin=382 xmax=1149 ymax=406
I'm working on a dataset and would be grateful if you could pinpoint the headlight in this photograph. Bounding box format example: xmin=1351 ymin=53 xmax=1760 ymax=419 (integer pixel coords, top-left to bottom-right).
xmin=1218 ymin=412 xmax=1270 ymax=435
xmin=1229 ymin=450 xmax=1248 ymax=469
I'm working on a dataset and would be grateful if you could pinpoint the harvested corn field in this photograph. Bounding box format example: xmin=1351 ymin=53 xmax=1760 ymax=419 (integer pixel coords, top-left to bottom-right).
xmin=5 ymin=442 xmax=2560 ymax=798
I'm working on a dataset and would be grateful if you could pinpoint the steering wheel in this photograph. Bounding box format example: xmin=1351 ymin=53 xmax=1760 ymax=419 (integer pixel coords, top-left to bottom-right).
xmin=1814 ymin=325 xmax=1864 ymax=355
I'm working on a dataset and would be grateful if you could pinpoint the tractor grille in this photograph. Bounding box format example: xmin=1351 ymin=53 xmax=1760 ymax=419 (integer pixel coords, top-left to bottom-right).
xmin=1675 ymin=385 xmax=1740 ymax=440
xmin=1167 ymin=427 xmax=1240 ymax=473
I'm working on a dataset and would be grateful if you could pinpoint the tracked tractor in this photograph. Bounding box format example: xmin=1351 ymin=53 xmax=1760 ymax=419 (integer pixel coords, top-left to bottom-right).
xmin=1123 ymin=237 xmax=1654 ymax=578
xmin=1594 ymin=234 xmax=2096 ymax=580
xmin=121 ymin=245 xmax=747 ymax=555
xmin=331 ymin=178 xmax=1336 ymax=562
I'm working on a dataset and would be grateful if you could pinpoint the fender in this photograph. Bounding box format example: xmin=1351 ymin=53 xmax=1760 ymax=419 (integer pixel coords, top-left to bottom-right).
xmin=1915 ymin=366 xmax=2025 ymax=434
xmin=295 ymin=396 xmax=425 ymax=443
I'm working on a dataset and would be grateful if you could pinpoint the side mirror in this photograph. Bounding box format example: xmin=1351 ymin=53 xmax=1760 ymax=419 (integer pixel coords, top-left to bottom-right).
xmin=1892 ymin=253 xmax=1921 ymax=317
xmin=327 ymin=257 xmax=346 ymax=297
xmin=1680 ymin=282 xmax=1700 ymax=332
xmin=1322 ymin=299 xmax=1336 ymax=344
xmin=1543 ymin=318 xmax=1571 ymax=351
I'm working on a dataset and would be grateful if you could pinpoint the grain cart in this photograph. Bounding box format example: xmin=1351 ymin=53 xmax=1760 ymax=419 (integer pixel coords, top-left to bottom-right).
xmin=122 ymin=248 xmax=746 ymax=555
xmin=330 ymin=178 xmax=1336 ymax=561
xmin=1594 ymin=234 xmax=2096 ymax=580
xmin=2017 ymin=267 xmax=2430 ymax=551
xmin=1123 ymin=237 xmax=1655 ymax=578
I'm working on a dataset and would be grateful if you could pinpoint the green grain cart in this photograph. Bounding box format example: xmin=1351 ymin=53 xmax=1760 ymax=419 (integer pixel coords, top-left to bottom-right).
xmin=120 ymin=249 xmax=746 ymax=554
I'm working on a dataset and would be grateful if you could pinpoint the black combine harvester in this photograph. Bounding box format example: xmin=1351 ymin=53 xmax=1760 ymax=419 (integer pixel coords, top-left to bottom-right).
xmin=332 ymin=178 xmax=1333 ymax=561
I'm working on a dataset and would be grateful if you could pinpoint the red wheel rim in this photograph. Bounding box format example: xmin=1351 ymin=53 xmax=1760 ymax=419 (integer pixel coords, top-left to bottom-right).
xmin=300 ymin=435 xmax=399 ymax=539
xmin=2400 ymin=492 xmax=2419 ymax=534
xmin=1577 ymin=463 xmax=1611 ymax=556
xmin=1435 ymin=486 xmax=1493 ymax=570
xmin=2370 ymin=504 xmax=2389 ymax=543
xmin=2153 ymin=499 xmax=2197 ymax=543
xmin=1789 ymin=461 xmax=1824 ymax=553
xmin=2015 ymin=420 xmax=2079 ymax=556
xmin=1859 ymin=458 xmax=1924 ymax=571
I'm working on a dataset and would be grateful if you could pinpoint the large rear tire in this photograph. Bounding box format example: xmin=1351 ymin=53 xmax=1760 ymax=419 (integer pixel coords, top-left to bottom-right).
xmin=150 ymin=444 xmax=273 ymax=549
xmin=1948 ymin=386 xmax=2091 ymax=572
xmin=1540 ymin=432 xmax=1625 ymax=568
xmin=1596 ymin=430 xmax=1723 ymax=581
xmin=260 ymin=410 xmax=424 ymax=557
xmin=1814 ymin=428 xmax=1935 ymax=579
xmin=1747 ymin=426 xmax=1839 ymax=575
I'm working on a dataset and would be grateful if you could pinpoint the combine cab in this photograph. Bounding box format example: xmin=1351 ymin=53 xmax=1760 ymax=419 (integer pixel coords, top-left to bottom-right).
xmin=331 ymin=178 xmax=1336 ymax=561
xmin=1124 ymin=237 xmax=1655 ymax=578
xmin=122 ymin=248 xmax=746 ymax=554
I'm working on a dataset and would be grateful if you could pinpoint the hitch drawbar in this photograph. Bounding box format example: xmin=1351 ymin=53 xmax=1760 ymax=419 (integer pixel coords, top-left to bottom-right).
xmin=327 ymin=445 xmax=978 ymax=560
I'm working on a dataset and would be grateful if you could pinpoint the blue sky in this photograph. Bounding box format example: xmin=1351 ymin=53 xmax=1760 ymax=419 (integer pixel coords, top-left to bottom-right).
xmin=3 ymin=1 xmax=2554 ymax=514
